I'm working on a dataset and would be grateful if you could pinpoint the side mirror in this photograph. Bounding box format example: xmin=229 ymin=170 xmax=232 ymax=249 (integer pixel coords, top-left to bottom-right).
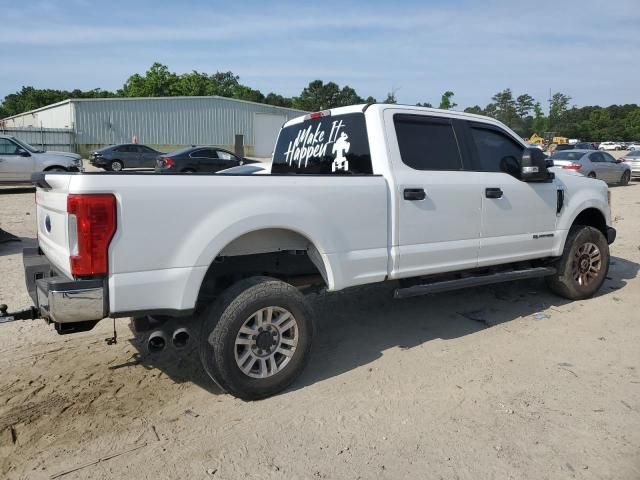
xmin=521 ymin=148 xmax=554 ymax=182
xmin=17 ymin=148 xmax=30 ymax=157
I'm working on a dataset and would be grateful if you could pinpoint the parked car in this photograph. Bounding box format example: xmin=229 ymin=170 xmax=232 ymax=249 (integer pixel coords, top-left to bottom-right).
xmin=598 ymin=141 xmax=623 ymax=151
xmin=22 ymin=104 xmax=616 ymax=400
xmin=573 ymin=142 xmax=596 ymax=150
xmin=621 ymin=150 xmax=640 ymax=178
xmin=0 ymin=135 xmax=82 ymax=184
xmin=626 ymin=142 xmax=640 ymax=151
xmin=90 ymin=144 xmax=163 ymax=171
xmin=553 ymin=144 xmax=574 ymax=152
xmin=551 ymin=149 xmax=631 ymax=185
xmin=155 ymin=146 xmax=256 ymax=173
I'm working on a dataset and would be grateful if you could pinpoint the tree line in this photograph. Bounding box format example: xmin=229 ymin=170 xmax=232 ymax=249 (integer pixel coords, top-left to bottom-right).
xmin=1 ymin=63 xmax=638 ymax=141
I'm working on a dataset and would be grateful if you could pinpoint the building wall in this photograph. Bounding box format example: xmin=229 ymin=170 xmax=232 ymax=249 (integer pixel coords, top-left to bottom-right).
xmin=3 ymin=102 xmax=73 ymax=129
xmin=73 ymin=97 xmax=305 ymax=157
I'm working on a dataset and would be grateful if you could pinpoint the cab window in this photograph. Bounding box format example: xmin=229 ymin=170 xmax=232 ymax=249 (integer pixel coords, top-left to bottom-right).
xmin=469 ymin=125 xmax=523 ymax=177
xmin=0 ymin=139 xmax=19 ymax=155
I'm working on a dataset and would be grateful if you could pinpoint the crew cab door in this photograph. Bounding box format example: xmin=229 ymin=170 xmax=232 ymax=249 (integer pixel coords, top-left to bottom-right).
xmin=0 ymin=138 xmax=34 ymax=181
xmin=385 ymin=112 xmax=482 ymax=278
xmin=465 ymin=122 xmax=558 ymax=265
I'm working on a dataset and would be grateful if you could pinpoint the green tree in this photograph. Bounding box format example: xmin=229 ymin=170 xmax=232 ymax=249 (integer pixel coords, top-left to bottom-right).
xmin=515 ymin=94 xmax=535 ymax=118
xmin=531 ymin=102 xmax=548 ymax=134
xmin=490 ymin=89 xmax=518 ymax=127
xmin=548 ymin=92 xmax=571 ymax=130
xmin=121 ymin=63 xmax=179 ymax=97
xmin=464 ymin=105 xmax=484 ymax=115
xmin=439 ymin=91 xmax=457 ymax=110
xmin=265 ymin=93 xmax=293 ymax=108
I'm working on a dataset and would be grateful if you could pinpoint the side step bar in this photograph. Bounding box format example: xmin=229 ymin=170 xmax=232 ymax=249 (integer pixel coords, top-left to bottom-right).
xmin=394 ymin=267 xmax=556 ymax=299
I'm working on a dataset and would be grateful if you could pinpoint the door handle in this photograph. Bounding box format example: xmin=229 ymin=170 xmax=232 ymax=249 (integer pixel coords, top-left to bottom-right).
xmin=403 ymin=188 xmax=426 ymax=201
xmin=485 ymin=187 xmax=503 ymax=199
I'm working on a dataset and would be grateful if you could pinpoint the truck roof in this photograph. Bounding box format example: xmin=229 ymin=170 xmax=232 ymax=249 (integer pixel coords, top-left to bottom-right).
xmin=282 ymin=103 xmax=523 ymax=144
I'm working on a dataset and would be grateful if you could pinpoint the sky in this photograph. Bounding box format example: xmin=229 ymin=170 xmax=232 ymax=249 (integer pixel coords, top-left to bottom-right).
xmin=1 ymin=0 xmax=638 ymax=110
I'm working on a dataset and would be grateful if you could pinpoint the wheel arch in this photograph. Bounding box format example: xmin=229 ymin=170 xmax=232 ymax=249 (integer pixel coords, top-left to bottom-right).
xmin=570 ymin=207 xmax=607 ymax=236
xmin=43 ymin=165 xmax=68 ymax=172
xmin=193 ymin=227 xmax=333 ymax=310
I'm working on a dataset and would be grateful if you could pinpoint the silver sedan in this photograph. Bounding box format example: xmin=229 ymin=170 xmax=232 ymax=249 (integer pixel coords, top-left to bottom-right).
xmin=551 ymin=149 xmax=631 ymax=185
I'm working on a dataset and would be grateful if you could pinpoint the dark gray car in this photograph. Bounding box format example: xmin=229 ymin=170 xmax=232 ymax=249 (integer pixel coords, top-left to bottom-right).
xmin=90 ymin=144 xmax=163 ymax=171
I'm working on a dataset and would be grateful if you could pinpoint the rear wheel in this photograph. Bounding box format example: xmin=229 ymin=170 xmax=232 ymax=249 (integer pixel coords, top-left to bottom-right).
xmin=45 ymin=166 xmax=67 ymax=172
xmin=182 ymin=168 xmax=196 ymax=173
xmin=619 ymin=170 xmax=630 ymax=186
xmin=110 ymin=160 xmax=124 ymax=172
xmin=546 ymin=226 xmax=609 ymax=300
xmin=587 ymin=172 xmax=596 ymax=178
xmin=199 ymin=276 xmax=314 ymax=400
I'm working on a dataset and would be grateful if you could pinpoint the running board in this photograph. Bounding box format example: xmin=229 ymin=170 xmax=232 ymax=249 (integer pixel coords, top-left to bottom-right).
xmin=394 ymin=267 xmax=556 ymax=299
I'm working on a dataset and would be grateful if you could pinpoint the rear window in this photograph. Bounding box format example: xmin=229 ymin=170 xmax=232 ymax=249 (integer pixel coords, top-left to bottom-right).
xmin=551 ymin=151 xmax=587 ymax=160
xmin=272 ymin=113 xmax=372 ymax=174
xmin=554 ymin=144 xmax=574 ymax=151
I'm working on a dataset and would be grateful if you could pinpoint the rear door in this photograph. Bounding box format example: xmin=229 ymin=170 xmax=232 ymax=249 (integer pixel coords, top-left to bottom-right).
xmin=589 ymin=152 xmax=611 ymax=181
xmin=189 ymin=148 xmax=218 ymax=171
xmin=384 ymin=112 xmax=482 ymax=278
xmin=465 ymin=122 xmax=558 ymax=265
xmin=0 ymin=138 xmax=35 ymax=181
xmin=138 ymin=145 xmax=158 ymax=168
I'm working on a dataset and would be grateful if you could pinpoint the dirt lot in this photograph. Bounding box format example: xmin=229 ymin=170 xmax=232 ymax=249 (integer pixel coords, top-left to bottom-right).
xmin=1 ymin=170 xmax=639 ymax=479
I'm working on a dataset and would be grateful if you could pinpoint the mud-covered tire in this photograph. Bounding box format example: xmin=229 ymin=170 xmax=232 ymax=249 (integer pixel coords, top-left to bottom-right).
xmin=546 ymin=226 xmax=610 ymax=300
xmin=199 ymin=276 xmax=314 ymax=400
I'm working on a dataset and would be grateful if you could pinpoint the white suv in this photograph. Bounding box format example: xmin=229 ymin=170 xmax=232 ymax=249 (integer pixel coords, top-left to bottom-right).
xmin=598 ymin=141 xmax=622 ymax=151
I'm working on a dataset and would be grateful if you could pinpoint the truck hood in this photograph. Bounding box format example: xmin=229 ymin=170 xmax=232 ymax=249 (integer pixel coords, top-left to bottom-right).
xmin=37 ymin=151 xmax=82 ymax=161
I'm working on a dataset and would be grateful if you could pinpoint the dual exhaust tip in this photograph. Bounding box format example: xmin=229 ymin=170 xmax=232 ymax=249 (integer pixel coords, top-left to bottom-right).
xmin=148 ymin=327 xmax=190 ymax=354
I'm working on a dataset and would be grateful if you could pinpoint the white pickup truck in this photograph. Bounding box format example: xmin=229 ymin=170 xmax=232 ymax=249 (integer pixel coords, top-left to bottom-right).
xmin=15 ymin=104 xmax=616 ymax=400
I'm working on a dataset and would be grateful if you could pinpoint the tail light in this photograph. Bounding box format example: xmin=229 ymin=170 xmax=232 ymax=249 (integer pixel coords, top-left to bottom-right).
xmin=163 ymin=157 xmax=175 ymax=168
xmin=562 ymin=163 xmax=582 ymax=170
xmin=67 ymin=194 xmax=116 ymax=277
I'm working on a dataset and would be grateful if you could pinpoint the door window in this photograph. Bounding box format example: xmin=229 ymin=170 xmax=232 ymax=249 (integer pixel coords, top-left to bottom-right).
xmin=190 ymin=149 xmax=216 ymax=158
xmin=393 ymin=115 xmax=463 ymax=170
xmin=0 ymin=139 xmax=19 ymax=154
xmin=601 ymin=152 xmax=617 ymax=163
xmin=590 ymin=152 xmax=605 ymax=163
xmin=469 ymin=126 xmax=523 ymax=177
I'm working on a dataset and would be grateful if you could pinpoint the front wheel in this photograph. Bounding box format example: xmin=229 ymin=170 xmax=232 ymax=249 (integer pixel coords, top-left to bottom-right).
xmin=619 ymin=170 xmax=630 ymax=186
xmin=546 ymin=226 xmax=610 ymax=300
xmin=199 ymin=277 xmax=314 ymax=400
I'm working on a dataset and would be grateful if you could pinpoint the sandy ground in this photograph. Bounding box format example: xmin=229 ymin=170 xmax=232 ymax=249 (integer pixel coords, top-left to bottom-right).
xmin=0 ymin=163 xmax=639 ymax=479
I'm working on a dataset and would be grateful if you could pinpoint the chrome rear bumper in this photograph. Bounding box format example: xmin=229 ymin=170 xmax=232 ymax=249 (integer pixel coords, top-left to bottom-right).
xmin=23 ymin=248 xmax=107 ymax=325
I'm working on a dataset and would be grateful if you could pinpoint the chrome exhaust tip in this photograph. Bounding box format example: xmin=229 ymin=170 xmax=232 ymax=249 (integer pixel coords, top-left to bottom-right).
xmin=172 ymin=327 xmax=190 ymax=349
xmin=148 ymin=330 xmax=168 ymax=353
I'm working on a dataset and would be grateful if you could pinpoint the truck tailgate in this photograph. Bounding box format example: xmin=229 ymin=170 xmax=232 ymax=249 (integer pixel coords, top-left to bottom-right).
xmin=35 ymin=175 xmax=73 ymax=277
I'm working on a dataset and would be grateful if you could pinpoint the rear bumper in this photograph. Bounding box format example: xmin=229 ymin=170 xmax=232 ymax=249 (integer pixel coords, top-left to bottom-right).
xmin=607 ymin=227 xmax=616 ymax=245
xmin=23 ymin=248 xmax=107 ymax=324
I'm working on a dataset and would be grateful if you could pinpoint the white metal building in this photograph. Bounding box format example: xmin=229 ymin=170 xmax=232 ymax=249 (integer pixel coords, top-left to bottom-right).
xmin=2 ymin=97 xmax=306 ymax=157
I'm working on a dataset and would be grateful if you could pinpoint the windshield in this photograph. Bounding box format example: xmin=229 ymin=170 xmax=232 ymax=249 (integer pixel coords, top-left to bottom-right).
xmin=10 ymin=137 xmax=41 ymax=153
xmin=272 ymin=113 xmax=373 ymax=174
xmin=552 ymin=151 xmax=587 ymax=160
